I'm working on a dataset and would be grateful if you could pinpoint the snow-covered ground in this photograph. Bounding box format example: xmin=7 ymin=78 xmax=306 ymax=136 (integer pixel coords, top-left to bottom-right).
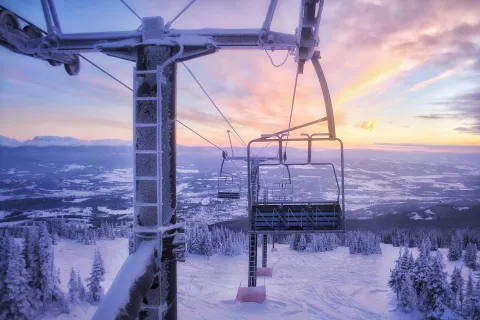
xmin=51 ymin=239 xmax=473 ymax=320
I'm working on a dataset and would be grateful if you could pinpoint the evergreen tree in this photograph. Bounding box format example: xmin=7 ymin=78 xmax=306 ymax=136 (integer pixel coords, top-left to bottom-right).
xmin=388 ymin=248 xmax=405 ymax=299
xmin=58 ymin=216 xmax=67 ymax=238
xmin=418 ymin=252 xmax=452 ymax=318
xmin=297 ymin=234 xmax=307 ymax=251
xmin=465 ymin=271 xmax=475 ymax=317
xmin=411 ymin=239 xmax=431 ymax=299
xmin=77 ymin=271 xmax=87 ymax=302
xmin=87 ymin=247 xmax=105 ymax=302
xmin=23 ymin=226 xmax=39 ymax=293
xmin=473 ymin=277 xmax=480 ymax=319
xmin=447 ymin=234 xmax=463 ymax=261
xmin=108 ymin=223 xmax=116 ymax=240
xmin=464 ymin=243 xmax=478 ymax=270
xmin=290 ymin=234 xmax=300 ymax=251
xmin=224 ymin=234 xmax=235 ymax=256
xmin=0 ymin=230 xmax=8 ymax=304
xmin=68 ymin=268 xmax=79 ymax=303
xmin=52 ymin=230 xmax=59 ymax=245
xmin=52 ymin=268 xmax=70 ymax=314
xmin=398 ymin=274 xmax=416 ymax=313
xmin=0 ymin=238 xmax=35 ymax=320
xmin=205 ymin=232 xmax=213 ymax=259
xmin=37 ymin=222 xmax=55 ymax=308
xmin=450 ymin=266 xmax=464 ymax=311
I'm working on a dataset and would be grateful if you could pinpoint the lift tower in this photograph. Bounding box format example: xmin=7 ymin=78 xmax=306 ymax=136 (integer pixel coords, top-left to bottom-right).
xmin=0 ymin=1 xmax=332 ymax=319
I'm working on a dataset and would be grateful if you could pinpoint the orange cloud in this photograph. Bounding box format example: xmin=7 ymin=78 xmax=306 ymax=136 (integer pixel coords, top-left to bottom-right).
xmin=357 ymin=120 xmax=376 ymax=131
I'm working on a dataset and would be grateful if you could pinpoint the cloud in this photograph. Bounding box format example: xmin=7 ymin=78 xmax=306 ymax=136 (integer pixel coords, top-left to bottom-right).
xmin=374 ymin=142 xmax=480 ymax=153
xmin=442 ymin=90 xmax=480 ymax=134
xmin=357 ymin=120 xmax=376 ymax=131
xmin=416 ymin=114 xmax=450 ymax=120
xmin=454 ymin=126 xmax=480 ymax=134
xmin=417 ymin=89 xmax=480 ymax=134
xmin=2 ymin=0 xmax=480 ymax=146
xmin=408 ymin=69 xmax=458 ymax=92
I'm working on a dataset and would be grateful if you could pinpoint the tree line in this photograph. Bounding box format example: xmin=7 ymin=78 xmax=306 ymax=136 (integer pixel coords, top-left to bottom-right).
xmin=0 ymin=224 xmax=107 ymax=319
xmin=389 ymin=239 xmax=480 ymax=319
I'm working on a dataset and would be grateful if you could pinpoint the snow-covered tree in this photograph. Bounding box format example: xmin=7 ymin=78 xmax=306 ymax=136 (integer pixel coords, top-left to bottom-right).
xmin=347 ymin=231 xmax=382 ymax=255
xmin=205 ymin=232 xmax=213 ymax=259
xmin=398 ymin=274 xmax=416 ymax=313
xmin=306 ymin=234 xmax=339 ymax=252
xmin=411 ymin=239 xmax=431 ymax=298
xmin=87 ymin=247 xmax=105 ymax=302
xmin=464 ymin=243 xmax=478 ymax=270
xmin=37 ymin=222 xmax=55 ymax=308
xmin=68 ymin=268 xmax=79 ymax=303
xmin=297 ymin=234 xmax=307 ymax=251
xmin=447 ymin=234 xmax=463 ymax=261
xmin=52 ymin=268 xmax=70 ymax=314
xmin=77 ymin=271 xmax=87 ymax=302
xmin=473 ymin=277 xmax=480 ymax=319
xmin=0 ymin=229 xmax=8 ymax=300
xmin=465 ymin=271 xmax=475 ymax=317
xmin=52 ymin=230 xmax=59 ymax=245
xmin=0 ymin=238 xmax=35 ymax=320
xmin=450 ymin=266 xmax=464 ymax=311
xmin=224 ymin=234 xmax=236 ymax=256
xmin=23 ymin=226 xmax=39 ymax=291
xmin=389 ymin=247 xmax=413 ymax=299
xmin=418 ymin=252 xmax=453 ymax=318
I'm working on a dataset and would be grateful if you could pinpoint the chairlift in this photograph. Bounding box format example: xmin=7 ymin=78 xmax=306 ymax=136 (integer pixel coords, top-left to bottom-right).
xmin=262 ymin=166 xmax=293 ymax=203
xmin=248 ymin=122 xmax=345 ymax=233
xmin=217 ymin=151 xmax=241 ymax=199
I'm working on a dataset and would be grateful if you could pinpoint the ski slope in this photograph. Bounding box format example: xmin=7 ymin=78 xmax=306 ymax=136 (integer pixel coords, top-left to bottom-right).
xmin=52 ymin=239 xmax=468 ymax=320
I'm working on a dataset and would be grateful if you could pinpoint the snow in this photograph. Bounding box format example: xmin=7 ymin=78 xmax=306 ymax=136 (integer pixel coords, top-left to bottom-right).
xmin=64 ymin=179 xmax=91 ymax=184
xmin=0 ymin=135 xmax=21 ymax=146
xmin=201 ymin=197 xmax=210 ymax=205
xmin=134 ymin=221 xmax=185 ymax=233
xmin=424 ymin=209 xmax=435 ymax=215
xmin=409 ymin=212 xmax=422 ymax=220
xmin=97 ymin=206 xmax=132 ymax=216
xmin=92 ymin=240 xmax=157 ymax=320
xmin=5 ymin=136 xmax=132 ymax=147
xmin=62 ymin=198 xmax=90 ymax=203
xmin=177 ymin=182 xmax=189 ymax=193
xmin=177 ymin=168 xmax=200 ymax=174
xmin=455 ymin=206 xmax=470 ymax=211
xmin=94 ymin=169 xmax=132 ymax=183
xmin=0 ymin=211 xmax=7 ymax=219
xmin=61 ymin=164 xmax=88 ymax=171
xmin=52 ymin=240 xmax=465 ymax=320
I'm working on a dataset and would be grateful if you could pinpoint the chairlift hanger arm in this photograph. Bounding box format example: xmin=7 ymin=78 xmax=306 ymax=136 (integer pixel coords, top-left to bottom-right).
xmin=253 ymin=117 xmax=327 ymax=143
xmin=0 ymin=0 xmax=322 ymax=69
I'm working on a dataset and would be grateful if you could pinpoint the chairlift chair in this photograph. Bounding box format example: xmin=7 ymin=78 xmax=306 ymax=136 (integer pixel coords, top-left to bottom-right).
xmin=217 ymin=152 xmax=241 ymax=199
xmin=270 ymin=166 xmax=293 ymax=203
xmin=248 ymin=126 xmax=345 ymax=234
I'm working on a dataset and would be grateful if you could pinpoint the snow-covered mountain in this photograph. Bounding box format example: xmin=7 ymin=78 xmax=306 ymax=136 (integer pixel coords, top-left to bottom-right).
xmin=0 ymin=135 xmax=131 ymax=147
xmin=0 ymin=135 xmax=22 ymax=147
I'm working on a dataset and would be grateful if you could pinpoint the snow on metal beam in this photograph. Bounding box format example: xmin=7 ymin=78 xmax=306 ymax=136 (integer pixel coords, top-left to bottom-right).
xmin=92 ymin=240 xmax=157 ymax=320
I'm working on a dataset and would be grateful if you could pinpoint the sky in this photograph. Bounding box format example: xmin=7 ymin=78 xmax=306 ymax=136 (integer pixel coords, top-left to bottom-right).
xmin=0 ymin=0 xmax=479 ymax=152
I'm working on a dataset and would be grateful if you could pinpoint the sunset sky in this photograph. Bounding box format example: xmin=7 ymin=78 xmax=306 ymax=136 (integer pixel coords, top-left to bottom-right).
xmin=0 ymin=0 xmax=479 ymax=151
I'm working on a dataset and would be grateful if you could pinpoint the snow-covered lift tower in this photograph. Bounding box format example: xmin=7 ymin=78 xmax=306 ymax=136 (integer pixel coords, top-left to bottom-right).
xmin=0 ymin=0 xmax=335 ymax=318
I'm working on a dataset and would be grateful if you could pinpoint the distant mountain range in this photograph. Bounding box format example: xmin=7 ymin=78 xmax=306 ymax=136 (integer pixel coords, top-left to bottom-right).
xmin=0 ymin=135 xmax=131 ymax=147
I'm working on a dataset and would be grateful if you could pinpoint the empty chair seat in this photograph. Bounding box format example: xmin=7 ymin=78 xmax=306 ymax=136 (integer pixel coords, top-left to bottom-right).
xmin=251 ymin=203 xmax=343 ymax=231
xmin=218 ymin=191 xmax=240 ymax=199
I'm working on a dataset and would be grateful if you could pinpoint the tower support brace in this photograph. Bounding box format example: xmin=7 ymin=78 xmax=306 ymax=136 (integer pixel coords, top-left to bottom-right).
xmin=133 ymin=45 xmax=178 ymax=319
xmin=262 ymin=234 xmax=268 ymax=268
